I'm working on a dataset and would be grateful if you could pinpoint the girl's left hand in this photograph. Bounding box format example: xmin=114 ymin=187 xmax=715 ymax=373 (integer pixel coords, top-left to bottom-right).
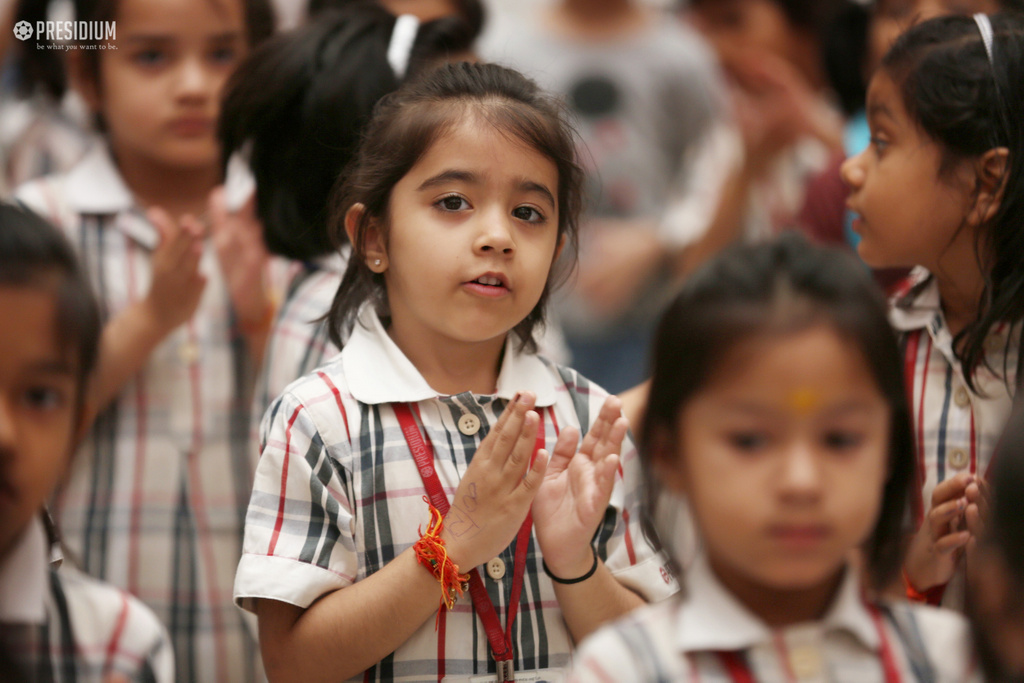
xmin=532 ymin=396 xmax=628 ymax=578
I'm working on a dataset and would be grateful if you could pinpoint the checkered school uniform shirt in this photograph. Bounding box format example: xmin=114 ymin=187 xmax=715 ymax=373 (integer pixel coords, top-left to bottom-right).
xmin=16 ymin=145 xmax=262 ymax=683
xmin=235 ymin=305 xmax=678 ymax=682
xmin=891 ymin=268 xmax=1019 ymax=608
xmin=568 ymin=554 xmax=980 ymax=683
xmin=0 ymin=517 xmax=175 ymax=682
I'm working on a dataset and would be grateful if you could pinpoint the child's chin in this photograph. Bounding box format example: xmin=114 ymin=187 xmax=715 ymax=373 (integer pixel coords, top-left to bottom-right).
xmin=757 ymin=561 xmax=843 ymax=592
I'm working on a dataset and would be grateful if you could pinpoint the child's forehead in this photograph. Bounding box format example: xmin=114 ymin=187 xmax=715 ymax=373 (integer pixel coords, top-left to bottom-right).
xmin=0 ymin=286 xmax=75 ymax=368
xmin=116 ymin=0 xmax=245 ymax=32
xmin=866 ymin=70 xmax=907 ymax=120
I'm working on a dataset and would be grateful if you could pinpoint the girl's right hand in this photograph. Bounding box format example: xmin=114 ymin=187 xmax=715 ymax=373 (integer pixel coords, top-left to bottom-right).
xmin=440 ymin=392 xmax=548 ymax=571
xmin=145 ymin=208 xmax=207 ymax=333
xmin=905 ymin=472 xmax=973 ymax=591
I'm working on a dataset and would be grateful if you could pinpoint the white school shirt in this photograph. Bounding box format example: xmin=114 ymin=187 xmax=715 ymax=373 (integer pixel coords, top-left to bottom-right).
xmin=568 ymin=554 xmax=979 ymax=683
xmin=15 ymin=144 xmax=263 ymax=683
xmin=236 ymin=304 xmax=678 ymax=682
xmin=890 ymin=267 xmax=1018 ymax=608
xmin=0 ymin=516 xmax=175 ymax=682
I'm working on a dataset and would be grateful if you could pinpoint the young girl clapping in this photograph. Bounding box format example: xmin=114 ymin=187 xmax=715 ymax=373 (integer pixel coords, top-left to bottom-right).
xmin=234 ymin=61 xmax=675 ymax=683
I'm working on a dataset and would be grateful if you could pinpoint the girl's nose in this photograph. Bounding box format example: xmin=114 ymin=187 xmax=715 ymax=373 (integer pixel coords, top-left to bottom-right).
xmin=839 ymin=152 xmax=865 ymax=190
xmin=474 ymin=213 xmax=515 ymax=256
xmin=778 ymin=443 xmax=823 ymax=500
xmin=176 ymin=58 xmax=212 ymax=99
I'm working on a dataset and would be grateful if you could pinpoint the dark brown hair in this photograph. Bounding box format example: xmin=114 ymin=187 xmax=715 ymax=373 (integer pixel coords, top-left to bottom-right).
xmin=325 ymin=61 xmax=584 ymax=352
xmin=219 ymin=3 xmax=479 ymax=261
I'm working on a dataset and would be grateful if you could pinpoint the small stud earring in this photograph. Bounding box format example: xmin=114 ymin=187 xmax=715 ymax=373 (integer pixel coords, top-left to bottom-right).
xmin=373 ymin=258 xmax=382 ymax=267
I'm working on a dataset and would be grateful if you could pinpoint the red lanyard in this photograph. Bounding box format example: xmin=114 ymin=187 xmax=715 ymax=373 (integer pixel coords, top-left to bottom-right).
xmin=714 ymin=603 xmax=902 ymax=683
xmin=394 ymin=402 xmax=543 ymax=680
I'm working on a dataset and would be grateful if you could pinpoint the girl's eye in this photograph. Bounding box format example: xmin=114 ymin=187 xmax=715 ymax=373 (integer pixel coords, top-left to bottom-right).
xmin=133 ymin=49 xmax=166 ymax=67
xmin=823 ymin=431 xmax=863 ymax=451
xmin=727 ymin=432 xmax=768 ymax=452
xmin=437 ymin=195 xmax=469 ymax=212
xmin=512 ymin=206 xmax=544 ymax=223
xmin=870 ymin=136 xmax=889 ymax=154
xmin=22 ymin=386 xmax=65 ymax=412
xmin=209 ymin=46 xmax=238 ymax=65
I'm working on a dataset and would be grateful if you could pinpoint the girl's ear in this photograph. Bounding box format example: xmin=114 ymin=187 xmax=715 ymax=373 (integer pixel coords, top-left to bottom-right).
xmin=648 ymin=425 xmax=688 ymax=495
xmin=345 ymin=203 xmax=387 ymax=273
xmin=970 ymin=147 xmax=1010 ymax=227
xmin=67 ymin=50 xmax=101 ymax=112
xmin=553 ymin=233 xmax=566 ymax=264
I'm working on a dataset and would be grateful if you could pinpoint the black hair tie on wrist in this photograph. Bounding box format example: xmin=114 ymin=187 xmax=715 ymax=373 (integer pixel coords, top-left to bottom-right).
xmin=542 ymin=547 xmax=598 ymax=585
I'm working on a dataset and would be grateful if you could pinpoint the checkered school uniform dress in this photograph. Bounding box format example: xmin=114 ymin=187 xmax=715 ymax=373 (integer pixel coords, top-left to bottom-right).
xmin=568 ymin=554 xmax=980 ymax=683
xmin=891 ymin=268 xmax=1020 ymax=609
xmin=0 ymin=517 xmax=174 ymax=682
xmin=235 ymin=304 xmax=678 ymax=682
xmin=16 ymin=145 xmax=261 ymax=682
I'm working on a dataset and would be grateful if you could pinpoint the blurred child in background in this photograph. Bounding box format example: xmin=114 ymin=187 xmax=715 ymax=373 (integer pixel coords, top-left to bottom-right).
xmin=14 ymin=0 xmax=274 ymax=678
xmin=676 ymin=0 xmax=850 ymax=275
xmin=570 ymin=234 xmax=977 ymax=682
xmin=0 ymin=202 xmax=173 ymax=682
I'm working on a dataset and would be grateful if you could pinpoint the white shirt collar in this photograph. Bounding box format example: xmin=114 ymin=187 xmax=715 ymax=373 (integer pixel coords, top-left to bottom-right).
xmin=889 ymin=267 xmax=939 ymax=332
xmin=0 ymin=516 xmax=49 ymax=624
xmin=674 ymin=553 xmax=879 ymax=654
xmin=342 ymin=304 xmax=558 ymax=407
xmin=64 ymin=143 xmax=158 ymax=250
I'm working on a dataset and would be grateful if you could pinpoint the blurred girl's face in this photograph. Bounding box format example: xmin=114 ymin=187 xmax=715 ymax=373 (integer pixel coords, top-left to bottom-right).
xmin=661 ymin=325 xmax=891 ymax=611
xmin=690 ymin=0 xmax=807 ymax=68
xmin=0 ymin=287 xmax=79 ymax=562
xmin=83 ymin=0 xmax=248 ymax=171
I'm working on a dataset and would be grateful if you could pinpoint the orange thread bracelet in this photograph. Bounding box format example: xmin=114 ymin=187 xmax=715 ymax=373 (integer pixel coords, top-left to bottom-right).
xmin=902 ymin=569 xmax=944 ymax=605
xmin=414 ymin=500 xmax=470 ymax=621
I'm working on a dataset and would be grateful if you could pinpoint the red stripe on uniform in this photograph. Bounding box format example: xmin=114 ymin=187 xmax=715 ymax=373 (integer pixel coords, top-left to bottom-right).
xmin=102 ymin=593 xmax=130 ymax=674
xmin=268 ymin=405 xmax=304 ymax=555
xmin=317 ymin=371 xmax=350 ymax=441
xmin=772 ymin=633 xmax=798 ymax=683
xmin=621 ymin=508 xmax=637 ymax=565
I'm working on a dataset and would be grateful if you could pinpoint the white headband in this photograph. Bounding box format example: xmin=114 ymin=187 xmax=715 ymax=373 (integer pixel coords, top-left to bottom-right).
xmin=387 ymin=14 xmax=420 ymax=80
xmin=974 ymin=13 xmax=995 ymax=68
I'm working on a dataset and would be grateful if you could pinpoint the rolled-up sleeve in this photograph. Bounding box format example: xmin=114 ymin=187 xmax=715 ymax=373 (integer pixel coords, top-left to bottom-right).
xmin=234 ymin=391 xmax=357 ymax=612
